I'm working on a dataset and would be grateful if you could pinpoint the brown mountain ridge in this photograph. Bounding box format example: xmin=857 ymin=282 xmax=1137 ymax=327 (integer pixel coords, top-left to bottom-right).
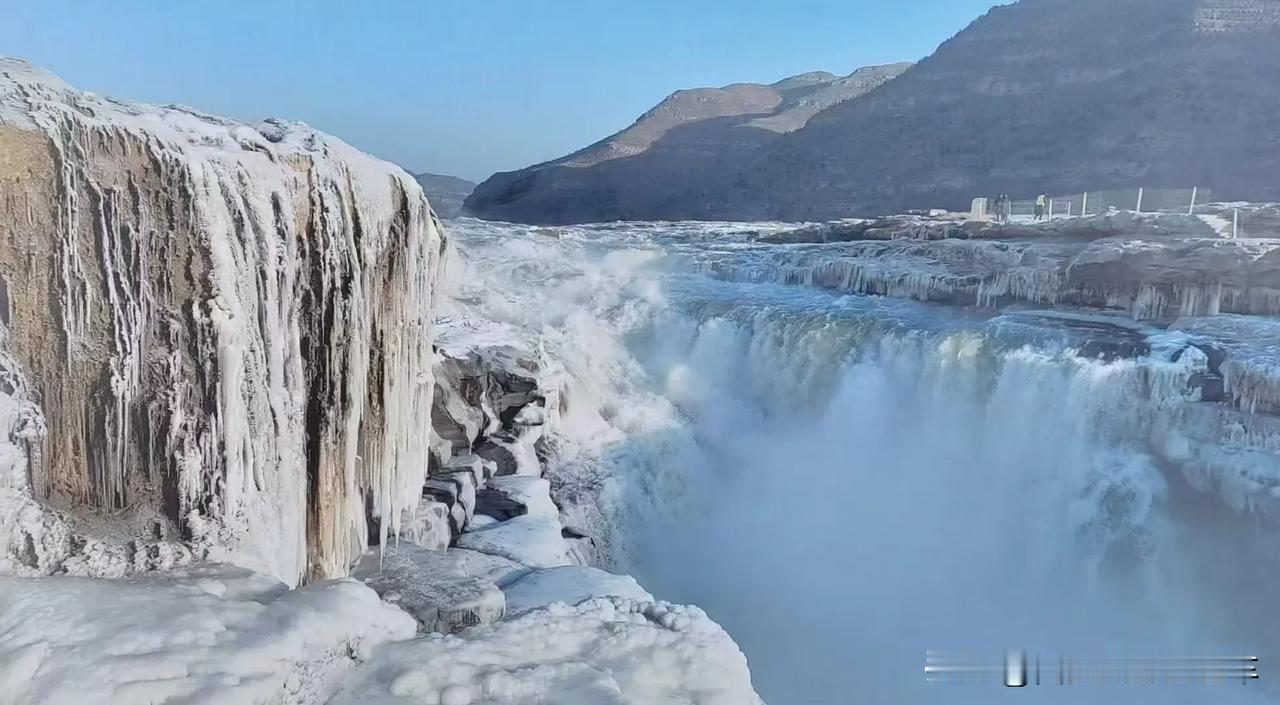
xmin=467 ymin=0 xmax=1280 ymax=224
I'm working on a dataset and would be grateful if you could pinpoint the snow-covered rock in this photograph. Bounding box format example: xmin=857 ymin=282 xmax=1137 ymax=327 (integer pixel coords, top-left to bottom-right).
xmin=327 ymin=597 xmax=763 ymax=705
xmin=425 ymin=471 xmax=479 ymax=534
xmin=457 ymin=516 xmax=575 ymax=569
xmin=502 ymin=566 xmax=652 ymax=618
xmin=431 ymin=352 xmax=489 ymax=460
xmin=432 ymin=341 xmax=553 ymax=478
xmin=0 ymin=58 xmax=446 ymax=584
xmin=0 ymin=565 xmax=416 ymax=705
xmin=455 ymin=473 xmax=583 ymax=569
xmin=486 ymin=476 xmax=559 ymax=519
xmin=394 ymin=499 xmax=452 ymax=550
xmin=431 ymin=344 xmax=550 ymax=467
xmin=439 ymin=453 xmax=493 ymax=487
xmin=1174 ymin=314 xmax=1280 ymax=413
xmin=354 ymin=545 xmax=526 ymax=635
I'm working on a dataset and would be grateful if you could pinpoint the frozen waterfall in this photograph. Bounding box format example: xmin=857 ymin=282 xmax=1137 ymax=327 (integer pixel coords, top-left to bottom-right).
xmin=0 ymin=58 xmax=445 ymax=585
xmin=444 ymin=217 xmax=1280 ymax=704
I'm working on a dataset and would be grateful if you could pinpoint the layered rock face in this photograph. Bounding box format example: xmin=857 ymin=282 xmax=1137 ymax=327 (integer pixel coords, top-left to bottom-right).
xmin=0 ymin=58 xmax=445 ymax=584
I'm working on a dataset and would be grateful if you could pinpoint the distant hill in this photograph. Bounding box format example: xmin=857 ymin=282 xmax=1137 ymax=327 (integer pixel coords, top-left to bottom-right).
xmin=464 ymin=64 xmax=910 ymax=223
xmin=467 ymin=0 xmax=1280 ymax=224
xmin=415 ymin=172 xmax=476 ymax=218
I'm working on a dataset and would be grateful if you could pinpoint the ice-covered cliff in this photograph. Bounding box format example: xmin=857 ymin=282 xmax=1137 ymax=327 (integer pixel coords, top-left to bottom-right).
xmin=695 ymin=211 xmax=1280 ymax=320
xmin=0 ymin=58 xmax=446 ymax=585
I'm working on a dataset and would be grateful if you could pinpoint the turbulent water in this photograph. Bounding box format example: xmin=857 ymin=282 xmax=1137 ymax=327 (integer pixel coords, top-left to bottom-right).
xmin=442 ymin=218 xmax=1280 ymax=704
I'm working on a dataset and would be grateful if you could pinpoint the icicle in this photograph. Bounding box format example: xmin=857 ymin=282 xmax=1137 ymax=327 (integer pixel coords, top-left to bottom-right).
xmin=0 ymin=59 xmax=444 ymax=585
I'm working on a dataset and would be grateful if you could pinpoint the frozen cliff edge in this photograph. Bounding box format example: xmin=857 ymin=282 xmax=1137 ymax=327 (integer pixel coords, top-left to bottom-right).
xmin=718 ymin=210 xmax=1280 ymax=321
xmin=0 ymin=308 xmax=765 ymax=705
xmin=0 ymin=57 xmax=445 ymax=585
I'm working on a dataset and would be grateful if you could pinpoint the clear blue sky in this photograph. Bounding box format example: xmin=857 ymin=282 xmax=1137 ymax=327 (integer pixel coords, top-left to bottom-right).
xmin=1 ymin=0 xmax=998 ymax=182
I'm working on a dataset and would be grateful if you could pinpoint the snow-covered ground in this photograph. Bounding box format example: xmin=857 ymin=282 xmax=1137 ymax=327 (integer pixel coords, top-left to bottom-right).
xmin=0 ymin=564 xmax=755 ymax=705
xmin=327 ymin=598 xmax=758 ymax=705
xmin=0 ymin=567 xmax=415 ymax=705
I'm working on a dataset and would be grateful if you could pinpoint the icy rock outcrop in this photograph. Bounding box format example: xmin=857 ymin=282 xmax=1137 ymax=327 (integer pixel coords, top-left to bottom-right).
xmin=354 ymin=545 xmax=527 ymax=635
xmin=391 ymin=498 xmax=452 ymax=550
xmin=726 ymin=212 xmax=1280 ymax=320
xmin=418 ymin=339 xmax=557 ymax=549
xmin=1174 ymin=315 xmax=1280 ymax=413
xmin=484 ymin=476 xmax=559 ymax=519
xmin=457 ymin=515 xmax=576 ymax=569
xmin=424 ymin=470 xmax=479 ymax=534
xmin=432 ymin=344 xmax=550 ymax=476
xmin=0 ymin=58 xmax=445 ymax=584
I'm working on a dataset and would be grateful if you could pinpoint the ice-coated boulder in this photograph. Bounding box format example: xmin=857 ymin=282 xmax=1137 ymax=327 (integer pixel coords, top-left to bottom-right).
xmin=485 ymin=476 xmax=559 ymax=519
xmin=475 ymin=486 xmax=528 ymax=522
xmin=395 ymin=499 xmax=452 ymax=550
xmin=354 ymin=545 xmax=527 ymax=634
xmin=431 ymin=350 xmax=489 ymax=459
xmin=457 ymin=516 xmax=575 ymax=569
xmin=437 ymin=453 xmax=493 ymax=487
xmin=425 ymin=470 xmax=478 ymax=534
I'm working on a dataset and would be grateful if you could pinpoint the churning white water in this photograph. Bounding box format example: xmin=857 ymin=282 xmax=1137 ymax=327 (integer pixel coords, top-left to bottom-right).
xmin=442 ymin=219 xmax=1280 ymax=705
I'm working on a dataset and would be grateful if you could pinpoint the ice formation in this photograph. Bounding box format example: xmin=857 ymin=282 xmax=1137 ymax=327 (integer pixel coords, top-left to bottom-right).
xmin=667 ymin=212 xmax=1280 ymax=320
xmin=0 ymin=58 xmax=445 ymax=584
xmin=693 ymin=235 xmax=1280 ymax=320
xmin=0 ymin=59 xmax=771 ymax=705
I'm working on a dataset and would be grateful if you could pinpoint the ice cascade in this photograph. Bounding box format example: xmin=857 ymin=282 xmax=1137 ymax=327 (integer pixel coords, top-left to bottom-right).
xmin=0 ymin=58 xmax=444 ymax=584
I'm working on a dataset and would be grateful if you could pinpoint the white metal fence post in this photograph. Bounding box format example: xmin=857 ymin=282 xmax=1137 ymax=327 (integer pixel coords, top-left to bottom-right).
xmin=1189 ymin=187 xmax=1198 ymax=215
xmin=1081 ymin=192 xmax=1089 ymax=216
xmin=1233 ymin=209 xmax=1240 ymax=239
xmin=1136 ymin=187 xmax=1144 ymax=213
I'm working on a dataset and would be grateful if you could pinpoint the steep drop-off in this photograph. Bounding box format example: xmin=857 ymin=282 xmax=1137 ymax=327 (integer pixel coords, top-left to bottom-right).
xmin=0 ymin=58 xmax=446 ymax=584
